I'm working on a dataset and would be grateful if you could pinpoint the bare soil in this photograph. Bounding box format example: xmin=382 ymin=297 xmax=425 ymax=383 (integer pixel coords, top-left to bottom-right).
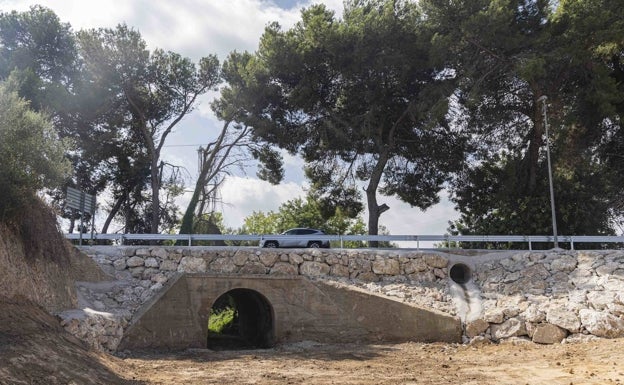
xmin=2 ymin=300 xmax=623 ymax=385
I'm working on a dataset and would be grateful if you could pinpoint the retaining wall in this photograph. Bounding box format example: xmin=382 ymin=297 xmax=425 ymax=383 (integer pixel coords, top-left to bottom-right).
xmin=59 ymin=247 xmax=624 ymax=350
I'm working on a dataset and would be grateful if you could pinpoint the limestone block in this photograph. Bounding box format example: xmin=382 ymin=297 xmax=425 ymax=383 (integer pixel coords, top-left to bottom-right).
xmin=129 ymin=267 xmax=144 ymax=278
xmin=579 ymin=308 xmax=624 ymax=338
xmin=483 ymin=308 xmax=505 ymax=324
xmin=500 ymin=258 xmax=522 ymax=272
xmin=259 ymin=252 xmax=279 ymax=267
xmin=372 ymin=257 xmax=400 ymax=275
xmin=596 ymin=262 xmax=619 ymax=276
xmin=502 ymin=271 xmax=522 ymax=283
xmin=424 ymin=254 xmax=448 ymax=268
xmin=408 ymin=271 xmax=436 ymax=283
xmin=167 ymin=252 xmax=184 ymax=263
xmin=299 ymin=261 xmax=330 ymax=277
xmin=289 ymin=253 xmax=304 ymax=265
xmin=178 ymin=256 xmax=207 ymax=273
xmin=546 ymin=308 xmax=581 ymax=333
xmin=550 ymin=255 xmax=577 ymax=273
xmin=159 ymin=260 xmax=178 ymax=271
xmin=532 ymin=323 xmax=568 ymax=344
xmin=269 ymin=262 xmax=298 ymax=276
xmin=587 ymin=290 xmax=616 ymax=311
xmin=112 ymin=259 xmax=127 ymax=271
xmin=135 ymin=248 xmax=151 ymax=256
xmin=468 ymin=336 xmax=492 ymax=346
xmin=607 ymin=303 xmax=624 ymax=317
xmin=127 ymin=256 xmax=145 ymax=267
xmin=465 ymin=319 xmax=489 ymax=338
xmin=355 ymin=271 xmax=379 ymax=282
xmin=239 ymin=262 xmax=267 ymax=275
xmin=433 ymin=268 xmax=446 ymax=279
xmin=151 ymin=248 xmax=168 ymax=259
xmin=232 ymin=252 xmax=249 ymax=266
xmin=490 ymin=318 xmax=526 ymax=340
xmin=142 ymin=267 xmax=159 ymax=280
xmin=151 ymin=273 xmax=168 ymax=284
xmin=330 ymin=264 xmax=350 ymax=278
xmin=549 ymin=272 xmax=574 ymax=294
xmin=209 ymin=257 xmax=237 ymax=274
xmin=349 ymin=258 xmax=372 ymax=274
xmin=403 ymin=258 xmax=427 ymax=274
xmin=144 ymin=257 xmax=159 ymax=268
xmin=523 ymin=303 xmax=546 ymax=323
xmin=325 ymin=255 xmax=341 ymax=265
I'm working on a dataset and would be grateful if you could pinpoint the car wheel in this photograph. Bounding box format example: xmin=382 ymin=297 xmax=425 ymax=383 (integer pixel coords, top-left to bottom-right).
xmin=308 ymin=241 xmax=322 ymax=248
xmin=264 ymin=241 xmax=278 ymax=248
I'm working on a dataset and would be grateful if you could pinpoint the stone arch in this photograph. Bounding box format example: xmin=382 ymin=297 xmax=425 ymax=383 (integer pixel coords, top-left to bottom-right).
xmin=207 ymin=288 xmax=274 ymax=349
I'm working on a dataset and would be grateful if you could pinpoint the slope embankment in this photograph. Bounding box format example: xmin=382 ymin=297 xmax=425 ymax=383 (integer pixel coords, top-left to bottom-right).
xmin=0 ymin=199 xmax=108 ymax=312
xmin=0 ymin=199 xmax=136 ymax=385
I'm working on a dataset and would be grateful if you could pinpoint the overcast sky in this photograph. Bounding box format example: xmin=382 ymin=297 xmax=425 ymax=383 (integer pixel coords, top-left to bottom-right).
xmin=1 ymin=0 xmax=458 ymax=236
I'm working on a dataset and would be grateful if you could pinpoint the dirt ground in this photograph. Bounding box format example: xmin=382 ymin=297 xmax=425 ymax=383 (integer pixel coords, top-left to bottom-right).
xmin=1 ymin=300 xmax=623 ymax=385
xmin=123 ymin=340 xmax=624 ymax=385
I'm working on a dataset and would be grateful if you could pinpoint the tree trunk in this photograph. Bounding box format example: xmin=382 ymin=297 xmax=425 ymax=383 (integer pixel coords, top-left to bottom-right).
xmin=365 ymin=149 xmax=390 ymax=248
xmin=366 ymin=189 xmax=380 ymax=248
xmin=101 ymin=194 xmax=125 ymax=234
xmin=179 ymin=177 xmax=205 ymax=235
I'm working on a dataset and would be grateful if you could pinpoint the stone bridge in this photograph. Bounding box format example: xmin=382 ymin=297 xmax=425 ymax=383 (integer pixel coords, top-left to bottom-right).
xmin=120 ymin=273 xmax=461 ymax=350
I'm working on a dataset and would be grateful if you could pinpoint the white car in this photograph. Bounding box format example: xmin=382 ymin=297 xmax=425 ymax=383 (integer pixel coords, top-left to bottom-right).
xmin=260 ymin=228 xmax=330 ymax=248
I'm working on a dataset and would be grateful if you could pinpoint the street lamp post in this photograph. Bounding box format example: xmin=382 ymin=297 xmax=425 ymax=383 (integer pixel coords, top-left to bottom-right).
xmin=537 ymin=95 xmax=559 ymax=248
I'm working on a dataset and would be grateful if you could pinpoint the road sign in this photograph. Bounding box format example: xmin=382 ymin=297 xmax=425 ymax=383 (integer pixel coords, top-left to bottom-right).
xmin=66 ymin=187 xmax=97 ymax=245
xmin=66 ymin=187 xmax=96 ymax=214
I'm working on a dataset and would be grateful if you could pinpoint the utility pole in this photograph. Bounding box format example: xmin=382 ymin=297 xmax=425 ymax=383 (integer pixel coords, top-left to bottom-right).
xmin=537 ymin=95 xmax=559 ymax=248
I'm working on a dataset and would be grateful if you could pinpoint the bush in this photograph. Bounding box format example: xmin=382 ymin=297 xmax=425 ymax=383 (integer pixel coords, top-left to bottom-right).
xmin=0 ymin=79 xmax=71 ymax=221
xmin=208 ymin=307 xmax=237 ymax=334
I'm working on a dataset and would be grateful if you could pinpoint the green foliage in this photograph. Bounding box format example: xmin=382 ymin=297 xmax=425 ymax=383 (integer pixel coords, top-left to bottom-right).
xmin=0 ymin=80 xmax=71 ymax=220
xmin=208 ymin=306 xmax=237 ymax=334
xmin=217 ymin=1 xmax=467 ymax=240
xmin=423 ymin=0 xmax=624 ymax=238
xmin=0 ymin=5 xmax=78 ymax=112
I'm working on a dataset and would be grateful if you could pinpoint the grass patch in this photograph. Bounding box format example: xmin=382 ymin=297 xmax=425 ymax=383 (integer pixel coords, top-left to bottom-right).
xmin=208 ymin=306 xmax=237 ymax=334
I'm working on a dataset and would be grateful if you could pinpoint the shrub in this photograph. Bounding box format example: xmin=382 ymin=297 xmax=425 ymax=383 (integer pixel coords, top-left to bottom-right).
xmin=0 ymin=79 xmax=71 ymax=221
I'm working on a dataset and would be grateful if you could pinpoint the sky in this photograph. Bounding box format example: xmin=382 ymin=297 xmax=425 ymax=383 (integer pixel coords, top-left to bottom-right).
xmin=0 ymin=0 xmax=459 ymax=237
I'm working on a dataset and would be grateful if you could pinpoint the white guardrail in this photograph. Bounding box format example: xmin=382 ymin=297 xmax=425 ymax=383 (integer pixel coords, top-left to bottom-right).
xmin=64 ymin=233 xmax=624 ymax=250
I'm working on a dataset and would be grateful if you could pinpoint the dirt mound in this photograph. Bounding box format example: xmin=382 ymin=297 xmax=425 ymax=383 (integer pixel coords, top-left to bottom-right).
xmin=0 ymin=297 xmax=139 ymax=385
xmin=0 ymin=198 xmax=108 ymax=313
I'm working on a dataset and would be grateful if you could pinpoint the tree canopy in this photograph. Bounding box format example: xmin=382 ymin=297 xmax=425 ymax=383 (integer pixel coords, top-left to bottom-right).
xmin=216 ymin=1 xmax=467 ymax=244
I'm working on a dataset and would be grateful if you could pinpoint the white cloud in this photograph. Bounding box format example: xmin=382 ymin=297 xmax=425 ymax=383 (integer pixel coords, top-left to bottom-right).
xmin=0 ymin=0 xmax=341 ymax=61
xmin=376 ymin=192 xmax=458 ymax=235
xmin=218 ymin=176 xmax=306 ymax=228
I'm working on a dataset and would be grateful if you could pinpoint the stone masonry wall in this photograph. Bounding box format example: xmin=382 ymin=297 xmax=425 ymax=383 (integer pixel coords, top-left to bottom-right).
xmin=59 ymin=247 xmax=624 ymax=351
xmin=465 ymin=250 xmax=624 ymax=344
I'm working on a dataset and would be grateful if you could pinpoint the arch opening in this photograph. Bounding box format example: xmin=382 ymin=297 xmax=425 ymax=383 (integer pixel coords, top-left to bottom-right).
xmin=449 ymin=263 xmax=472 ymax=285
xmin=207 ymin=288 xmax=274 ymax=350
